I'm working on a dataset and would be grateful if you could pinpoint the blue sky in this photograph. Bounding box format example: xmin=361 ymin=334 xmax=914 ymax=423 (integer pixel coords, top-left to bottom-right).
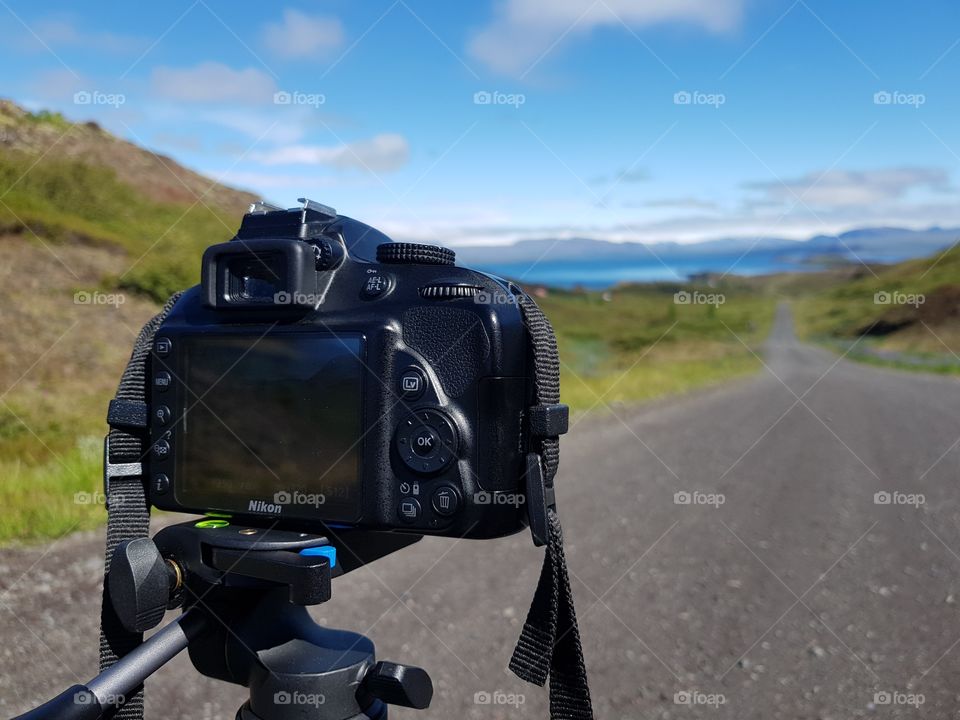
xmin=2 ymin=0 xmax=960 ymax=246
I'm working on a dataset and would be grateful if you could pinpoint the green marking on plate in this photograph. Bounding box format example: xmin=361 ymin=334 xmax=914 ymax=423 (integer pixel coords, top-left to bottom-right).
xmin=196 ymin=519 xmax=230 ymax=529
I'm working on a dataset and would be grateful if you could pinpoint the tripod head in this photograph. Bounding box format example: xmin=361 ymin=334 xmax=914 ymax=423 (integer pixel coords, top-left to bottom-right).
xmin=16 ymin=520 xmax=432 ymax=720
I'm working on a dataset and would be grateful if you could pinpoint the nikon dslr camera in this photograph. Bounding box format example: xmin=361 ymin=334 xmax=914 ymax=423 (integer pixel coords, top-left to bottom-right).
xmin=146 ymin=199 xmax=564 ymax=539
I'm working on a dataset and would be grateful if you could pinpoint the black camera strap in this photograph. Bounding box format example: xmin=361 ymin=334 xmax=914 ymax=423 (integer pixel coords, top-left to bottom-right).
xmin=511 ymin=294 xmax=594 ymax=720
xmin=100 ymin=292 xmax=182 ymax=720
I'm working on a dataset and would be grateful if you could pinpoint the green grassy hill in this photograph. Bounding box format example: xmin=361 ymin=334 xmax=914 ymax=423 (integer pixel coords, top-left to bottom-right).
xmin=0 ymin=100 xmax=255 ymax=300
xmin=792 ymin=245 xmax=960 ymax=372
xmin=0 ymin=101 xmax=257 ymax=542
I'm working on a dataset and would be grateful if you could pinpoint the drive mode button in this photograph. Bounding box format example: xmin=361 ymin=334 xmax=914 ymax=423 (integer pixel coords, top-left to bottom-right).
xmin=398 ymin=497 xmax=421 ymax=523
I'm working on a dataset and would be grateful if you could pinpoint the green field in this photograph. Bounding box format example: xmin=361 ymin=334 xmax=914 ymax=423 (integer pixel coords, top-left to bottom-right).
xmin=791 ymin=245 xmax=960 ymax=373
xmin=537 ymin=284 xmax=776 ymax=412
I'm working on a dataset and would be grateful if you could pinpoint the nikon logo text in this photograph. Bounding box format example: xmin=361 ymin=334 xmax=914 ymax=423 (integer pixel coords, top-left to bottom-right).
xmin=248 ymin=500 xmax=282 ymax=514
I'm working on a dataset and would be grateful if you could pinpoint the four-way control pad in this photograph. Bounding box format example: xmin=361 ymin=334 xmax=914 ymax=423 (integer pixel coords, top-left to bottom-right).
xmin=395 ymin=409 xmax=458 ymax=474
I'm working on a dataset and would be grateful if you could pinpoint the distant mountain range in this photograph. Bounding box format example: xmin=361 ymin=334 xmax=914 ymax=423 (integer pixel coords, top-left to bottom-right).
xmin=455 ymin=226 xmax=959 ymax=265
xmin=453 ymin=227 xmax=960 ymax=287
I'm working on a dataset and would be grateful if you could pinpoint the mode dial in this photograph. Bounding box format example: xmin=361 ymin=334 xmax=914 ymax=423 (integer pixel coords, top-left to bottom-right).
xmin=377 ymin=242 xmax=455 ymax=266
xmin=313 ymin=239 xmax=343 ymax=270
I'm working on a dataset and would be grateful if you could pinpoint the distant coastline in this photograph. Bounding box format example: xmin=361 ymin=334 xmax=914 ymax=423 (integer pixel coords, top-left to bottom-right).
xmin=454 ymin=226 xmax=958 ymax=288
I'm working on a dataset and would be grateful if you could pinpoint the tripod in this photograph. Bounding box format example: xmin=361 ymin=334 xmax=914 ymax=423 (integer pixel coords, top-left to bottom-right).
xmin=15 ymin=520 xmax=433 ymax=720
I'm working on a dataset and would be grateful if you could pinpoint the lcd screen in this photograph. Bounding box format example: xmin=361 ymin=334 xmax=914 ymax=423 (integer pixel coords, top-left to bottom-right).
xmin=175 ymin=333 xmax=363 ymax=521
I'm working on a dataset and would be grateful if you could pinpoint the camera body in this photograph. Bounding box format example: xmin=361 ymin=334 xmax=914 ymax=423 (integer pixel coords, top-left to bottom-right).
xmin=147 ymin=200 xmax=536 ymax=539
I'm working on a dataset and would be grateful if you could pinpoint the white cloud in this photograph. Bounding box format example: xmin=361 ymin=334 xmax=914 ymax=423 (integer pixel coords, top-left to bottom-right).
xmin=348 ymin=166 xmax=959 ymax=247
xmin=214 ymin=170 xmax=344 ymax=196
xmin=638 ymin=197 xmax=720 ymax=211
xmin=745 ymin=167 xmax=951 ymax=208
xmin=19 ymin=17 xmax=145 ymax=53
xmin=151 ymin=62 xmax=276 ymax=104
xmin=31 ymin=69 xmax=91 ymax=99
xmin=262 ymin=8 xmax=344 ymax=59
xmin=590 ymin=167 xmax=649 ymax=186
xmin=253 ymin=134 xmax=410 ymax=172
xmin=197 ymin=109 xmax=306 ymax=144
xmin=469 ymin=0 xmax=745 ymax=75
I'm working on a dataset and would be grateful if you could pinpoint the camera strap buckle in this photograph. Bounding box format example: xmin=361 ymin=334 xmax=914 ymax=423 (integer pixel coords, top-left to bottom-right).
xmin=525 ymin=402 xmax=567 ymax=547
xmin=107 ymin=399 xmax=149 ymax=430
xmin=102 ymin=435 xmax=143 ymax=500
xmin=525 ymin=453 xmax=556 ymax=548
xmin=528 ymin=403 xmax=569 ymax=438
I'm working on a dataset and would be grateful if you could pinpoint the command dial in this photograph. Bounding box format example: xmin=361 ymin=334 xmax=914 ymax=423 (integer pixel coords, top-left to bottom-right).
xmin=377 ymin=242 xmax=456 ymax=266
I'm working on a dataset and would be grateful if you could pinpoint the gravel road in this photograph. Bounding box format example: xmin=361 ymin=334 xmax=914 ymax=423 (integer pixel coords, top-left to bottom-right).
xmin=3 ymin=304 xmax=960 ymax=719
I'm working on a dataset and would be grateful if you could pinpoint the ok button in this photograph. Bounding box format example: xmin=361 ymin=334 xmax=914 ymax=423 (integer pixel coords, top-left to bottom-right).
xmin=411 ymin=426 xmax=439 ymax=457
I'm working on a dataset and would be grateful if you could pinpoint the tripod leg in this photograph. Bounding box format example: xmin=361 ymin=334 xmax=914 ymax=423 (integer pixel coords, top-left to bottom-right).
xmin=13 ymin=611 xmax=207 ymax=720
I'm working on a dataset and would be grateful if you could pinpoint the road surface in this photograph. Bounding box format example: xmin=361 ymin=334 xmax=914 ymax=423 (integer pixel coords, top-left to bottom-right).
xmin=2 ymin=304 xmax=959 ymax=719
